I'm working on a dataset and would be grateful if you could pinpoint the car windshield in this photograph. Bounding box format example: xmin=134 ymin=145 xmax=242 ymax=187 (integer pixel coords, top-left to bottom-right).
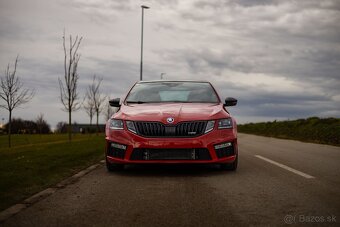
xmin=125 ymin=82 xmax=219 ymax=103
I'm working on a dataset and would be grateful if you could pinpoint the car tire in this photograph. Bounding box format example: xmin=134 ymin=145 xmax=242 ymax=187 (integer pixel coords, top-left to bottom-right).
xmin=220 ymin=155 xmax=238 ymax=171
xmin=106 ymin=159 xmax=124 ymax=172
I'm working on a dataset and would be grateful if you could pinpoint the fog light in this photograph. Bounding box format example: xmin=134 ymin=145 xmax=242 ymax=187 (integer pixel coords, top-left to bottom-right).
xmin=111 ymin=143 xmax=127 ymax=150
xmin=214 ymin=142 xmax=232 ymax=150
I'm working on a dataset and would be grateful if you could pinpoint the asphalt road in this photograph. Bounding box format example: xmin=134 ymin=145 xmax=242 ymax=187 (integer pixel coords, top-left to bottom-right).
xmin=2 ymin=133 xmax=340 ymax=227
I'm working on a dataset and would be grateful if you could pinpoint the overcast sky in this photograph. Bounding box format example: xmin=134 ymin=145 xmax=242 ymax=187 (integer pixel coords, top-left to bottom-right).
xmin=0 ymin=0 xmax=339 ymax=128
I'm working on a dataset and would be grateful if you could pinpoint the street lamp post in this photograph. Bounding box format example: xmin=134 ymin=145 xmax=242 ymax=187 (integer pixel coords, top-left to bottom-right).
xmin=140 ymin=5 xmax=150 ymax=81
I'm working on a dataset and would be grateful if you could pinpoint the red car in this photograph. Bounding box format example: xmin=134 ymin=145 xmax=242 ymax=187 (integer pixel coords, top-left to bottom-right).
xmin=105 ymin=80 xmax=238 ymax=171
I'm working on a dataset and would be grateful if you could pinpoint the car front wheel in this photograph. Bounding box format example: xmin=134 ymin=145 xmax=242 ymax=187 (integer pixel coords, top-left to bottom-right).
xmin=106 ymin=158 xmax=124 ymax=172
xmin=220 ymin=155 xmax=238 ymax=171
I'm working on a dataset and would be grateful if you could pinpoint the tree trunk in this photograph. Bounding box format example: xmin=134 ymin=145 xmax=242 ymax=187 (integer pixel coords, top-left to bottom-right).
xmin=8 ymin=110 xmax=12 ymax=148
xmin=68 ymin=109 xmax=72 ymax=141
xmin=89 ymin=116 xmax=92 ymax=135
xmin=96 ymin=111 xmax=99 ymax=135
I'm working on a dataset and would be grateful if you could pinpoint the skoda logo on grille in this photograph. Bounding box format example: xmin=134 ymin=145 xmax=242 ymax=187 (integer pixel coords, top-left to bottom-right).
xmin=166 ymin=117 xmax=175 ymax=124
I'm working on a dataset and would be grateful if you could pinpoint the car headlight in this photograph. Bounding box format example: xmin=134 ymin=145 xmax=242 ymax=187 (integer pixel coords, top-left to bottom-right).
xmin=109 ymin=119 xmax=124 ymax=130
xmin=205 ymin=120 xmax=215 ymax=133
xmin=218 ymin=118 xmax=233 ymax=129
xmin=126 ymin=121 xmax=137 ymax=133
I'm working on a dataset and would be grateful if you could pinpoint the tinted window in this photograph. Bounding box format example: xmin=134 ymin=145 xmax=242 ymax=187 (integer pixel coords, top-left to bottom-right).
xmin=126 ymin=82 xmax=219 ymax=103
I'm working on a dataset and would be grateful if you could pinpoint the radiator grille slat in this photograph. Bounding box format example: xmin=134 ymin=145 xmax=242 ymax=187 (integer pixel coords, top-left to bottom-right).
xmin=134 ymin=121 xmax=207 ymax=137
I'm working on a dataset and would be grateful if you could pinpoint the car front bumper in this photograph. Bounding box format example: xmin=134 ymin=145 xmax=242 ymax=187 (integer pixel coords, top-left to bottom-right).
xmin=105 ymin=128 xmax=237 ymax=164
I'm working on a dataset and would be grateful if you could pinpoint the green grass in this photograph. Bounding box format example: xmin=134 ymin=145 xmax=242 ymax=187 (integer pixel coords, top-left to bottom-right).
xmin=238 ymin=117 xmax=340 ymax=146
xmin=0 ymin=134 xmax=105 ymax=211
xmin=0 ymin=133 xmax=82 ymax=148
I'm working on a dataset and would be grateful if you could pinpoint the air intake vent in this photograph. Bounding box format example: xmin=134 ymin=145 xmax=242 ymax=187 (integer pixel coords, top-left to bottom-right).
xmin=215 ymin=143 xmax=235 ymax=158
xmin=130 ymin=148 xmax=211 ymax=160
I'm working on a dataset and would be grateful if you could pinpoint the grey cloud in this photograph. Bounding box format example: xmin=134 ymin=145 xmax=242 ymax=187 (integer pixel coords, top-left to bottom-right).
xmin=0 ymin=0 xmax=339 ymax=125
xmin=59 ymin=0 xmax=133 ymax=25
xmin=0 ymin=17 xmax=41 ymax=42
xmin=66 ymin=0 xmax=133 ymax=11
xmin=215 ymin=83 xmax=339 ymax=119
xmin=157 ymin=46 xmax=340 ymax=84
xmin=156 ymin=1 xmax=340 ymax=64
xmin=78 ymin=56 xmax=139 ymax=97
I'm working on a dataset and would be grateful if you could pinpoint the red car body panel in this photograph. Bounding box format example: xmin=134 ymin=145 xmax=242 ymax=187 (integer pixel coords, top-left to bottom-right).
xmin=115 ymin=103 xmax=229 ymax=123
xmin=105 ymin=81 xmax=238 ymax=165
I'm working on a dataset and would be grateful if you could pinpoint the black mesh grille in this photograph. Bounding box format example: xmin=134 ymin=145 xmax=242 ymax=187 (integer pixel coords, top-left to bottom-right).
xmin=215 ymin=144 xmax=235 ymax=158
xmin=130 ymin=148 xmax=211 ymax=160
xmin=134 ymin=121 xmax=207 ymax=137
xmin=107 ymin=143 xmax=126 ymax=159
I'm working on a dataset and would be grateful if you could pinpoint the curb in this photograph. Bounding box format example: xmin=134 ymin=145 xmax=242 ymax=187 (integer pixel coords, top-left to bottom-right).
xmin=0 ymin=160 xmax=105 ymax=223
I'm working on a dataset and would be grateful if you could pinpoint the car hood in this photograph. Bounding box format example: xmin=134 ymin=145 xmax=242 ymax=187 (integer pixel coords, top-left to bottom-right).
xmin=115 ymin=103 xmax=229 ymax=124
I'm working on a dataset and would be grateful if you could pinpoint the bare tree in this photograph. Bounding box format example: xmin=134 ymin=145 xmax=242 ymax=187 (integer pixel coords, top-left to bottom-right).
xmin=103 ymin=96 xmax=116 ymax=121
xmin=36 ymin=113 xmax=46 ymax=134
xmin=0 ymin=56 xmax=35 ymax=147
xmin=58 ymin=31 xmax=83 ymax=141
xmin=86 ymin=75 xmax=106 ymax=133
xmin=83 ymin=96 xmax=95 ymax=125
xmin=55 ymin=121 xmax=67 ymax=133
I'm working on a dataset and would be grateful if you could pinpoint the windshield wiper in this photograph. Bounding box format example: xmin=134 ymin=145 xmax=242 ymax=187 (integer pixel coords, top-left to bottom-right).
xmin=126 ymin=101 xmax=147 ymax=104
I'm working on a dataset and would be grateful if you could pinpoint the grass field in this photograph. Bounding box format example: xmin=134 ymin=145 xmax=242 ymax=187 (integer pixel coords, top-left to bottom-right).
xmin=0 ymin=134 xmax=105 ymax=211
xmin=0 ymin=134 xmax=87 ymax=148
xmin=238 ymin=117 xmax=340 ymax=146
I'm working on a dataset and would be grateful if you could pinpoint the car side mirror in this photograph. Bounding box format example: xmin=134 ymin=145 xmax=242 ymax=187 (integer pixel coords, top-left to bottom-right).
xmin=224 ymin=97 xmax=237 ymax=107
xmin=109 ymin=98 xmax=121 ymax=107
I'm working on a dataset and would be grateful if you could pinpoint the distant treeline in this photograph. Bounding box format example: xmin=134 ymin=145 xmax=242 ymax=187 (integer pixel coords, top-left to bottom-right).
xmin=2 ymin=118 xmax=51 ymax=134
xmin=238 ymin=117 xmax=340 ymax=146
xmin=0 ymin=119 xmax=105 ymax=134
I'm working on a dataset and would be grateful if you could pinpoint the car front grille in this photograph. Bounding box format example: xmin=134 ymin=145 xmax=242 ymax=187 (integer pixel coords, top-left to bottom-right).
xmin=134 ymin=121 xmax=207 ymax=137
xmin=130 ymin=148 xmax=211 ymax=160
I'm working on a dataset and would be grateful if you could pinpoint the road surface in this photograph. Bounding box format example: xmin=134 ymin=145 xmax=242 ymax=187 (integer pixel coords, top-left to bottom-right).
xmin=2 ymin=133 xmax=340 ymax=226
